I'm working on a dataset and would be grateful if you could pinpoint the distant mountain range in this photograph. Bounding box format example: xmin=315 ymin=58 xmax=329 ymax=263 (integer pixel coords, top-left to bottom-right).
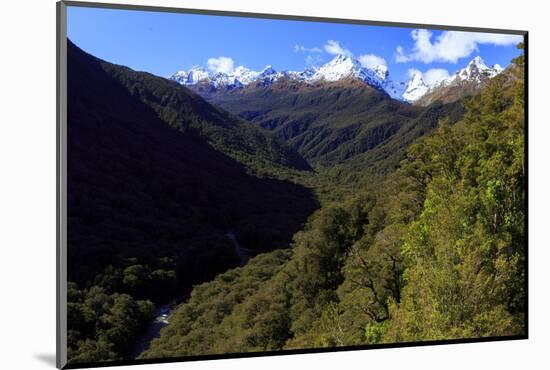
xmin=170 ymin=55 xmax=503 ymax=104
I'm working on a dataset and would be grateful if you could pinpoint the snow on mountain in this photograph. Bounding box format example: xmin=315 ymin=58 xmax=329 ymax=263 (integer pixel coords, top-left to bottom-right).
xmin=311 ymin=55 xmax=361 ymax=82
xmin=403 ymin=70 xmax=431 ymax=102
xmin=186 ymin=67 xmax=210 ymax=85
xmin=371 ymin=64 xmax=389 ymax=80
xmin=172 ymin=65 xmax=257 ymax=87
xmin=170 ymin=55 xmax=391 ymax=92
xmin=255 ymin=65 xmax=284 ymax=85
xmin=402 ymin=56 xmax=504 ymax=102
xmin=446 ymin=56 xmax=503 ymax=85
xmin=286 ymin=67 xmax=319 ymax=82
xmin=309 ymin=55 xmax=388 ymax=90
xmin=209 ymin=72 xmax=243 ymax=88
xmin=170 ymin=70 xmax=189 ymax=85
xmin=171 ymin=67 xmax=210 ymax=85
xmin=258 ymin=65 xmax=277 ymax=78
xmin=170 ymin=55 xmax=504 ymax=102
xmin=382 ymin=79 xmax=407 ymax=101
xmin=231 ymin=66 xmax=259 ymax=85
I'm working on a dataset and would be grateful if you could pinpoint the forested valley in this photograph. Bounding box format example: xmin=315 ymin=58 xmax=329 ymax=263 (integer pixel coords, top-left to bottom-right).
xmin=66 ymin=40 xmax=525 ymax=364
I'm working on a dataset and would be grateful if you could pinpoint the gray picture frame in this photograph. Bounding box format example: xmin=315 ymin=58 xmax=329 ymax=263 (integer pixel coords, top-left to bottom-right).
xmin=57 ymin=1 xmax=528 ymax=368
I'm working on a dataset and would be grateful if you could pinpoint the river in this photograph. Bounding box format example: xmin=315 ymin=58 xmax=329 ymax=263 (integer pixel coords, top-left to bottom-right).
xmin=130 ymin=304 xmax=173 ymax=359
xmin=130 ymin=229 xmax=249 ymax=358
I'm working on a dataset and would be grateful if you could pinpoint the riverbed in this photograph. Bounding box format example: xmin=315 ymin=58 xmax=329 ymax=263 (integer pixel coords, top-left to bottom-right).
xmin=131 ymin=229 xmax=248 ymax=358
xmin=130 ymin=304 xmax=173 ymax=359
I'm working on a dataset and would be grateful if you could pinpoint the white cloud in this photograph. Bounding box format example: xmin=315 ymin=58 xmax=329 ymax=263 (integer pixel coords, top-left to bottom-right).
xmin=324 ymin=40 xmax=353 ymax=57
xmin=395 ymin=46 xmax=410 ymax=63
xmin=206 ymin=56 xmax=234 ymax=74
xmin=407 ymin=68 xmax=450 ymax=85
xmin=357 ymin=54 xmax=387 ymax=69
xmin=305 ymin=54 xmax=323 ymax=66
xmin=396 ymin=29 xmax=523 ymax=63
xmin=294 ymin=45 xmax=322 ymax=53
xmin=422 ymin=68 xmax=451 ymax=85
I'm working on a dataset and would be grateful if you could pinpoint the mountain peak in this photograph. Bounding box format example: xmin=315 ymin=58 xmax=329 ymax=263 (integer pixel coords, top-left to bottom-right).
xmin=453 ymin=56 xmax=502 ymax=83
xmin=170 ymin=54 xmax=505 ymax=103
xmin=313 ymin=55 xmax=369 ymax=83
xmin=409 ymin=70 xmax=425 ymax=85
xmin=469 ymin=55 xmax=486 ymax=66
xmin=407 ymin=56 xmax=506 ymax=105
xmin=332 ymin=54 xmax=353 ymax=63
xmin=259 ymin=65 xmax=277 ymax=77
xmin=402 ymin=71 xmax=429 ymax=102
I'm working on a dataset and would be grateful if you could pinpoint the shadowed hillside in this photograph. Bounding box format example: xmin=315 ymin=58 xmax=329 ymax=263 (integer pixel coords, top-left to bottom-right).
xmin=67 ymin=39 xmax=319 ymax=285
xmin=66 ymin=40 xmax=318 ymax=363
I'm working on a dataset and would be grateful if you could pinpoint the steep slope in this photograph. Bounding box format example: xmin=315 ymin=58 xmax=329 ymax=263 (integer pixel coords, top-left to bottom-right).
xmin=199 ymin=78 xmax=424 ymax=166
xmin=341 ymin=100 xmax=465 ymax=175
xmin=99 ymin=60 xmax=311 ymax=173
xmin=67 ymin=39 xmax=318 ymax=294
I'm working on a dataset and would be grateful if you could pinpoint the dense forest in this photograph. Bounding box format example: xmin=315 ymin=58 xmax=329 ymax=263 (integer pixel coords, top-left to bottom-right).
xmin=200 ymin=78 xmax=464 ymax=168
xmin=66 ymin=39 xmax=525 ymax=364
xmin=66 ymin=40 xmax=317 ymax=363
xmin=142 ymin=46 xmax=525 ymax=357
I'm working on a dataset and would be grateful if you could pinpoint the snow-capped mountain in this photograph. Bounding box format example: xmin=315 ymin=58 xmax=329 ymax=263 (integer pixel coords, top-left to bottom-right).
xmin=170 ymin=55 xmax=503 ymax=103
xmin=402 ymin=56 xmax=503 ymax=103
xmin=311 ymin=55 xmax=358 ymax=81
xmin=403 ymin=71 xmax=432 ymax=102
xmin=171 ymin=55 xmax=400 ymax=97
xmin=172 ymin=65 xmax=259 ymax=87
xmin=447 ymin=56 xmax=503 ymax=85
xmin=404 ymin=56 xmax=504 ymax=104
xmin=171 ymin=66 xmax=211 ymax=85
xmin=382 ymin=79 xmax=407 ymax=101
xmin=285 ymin=66 xmax=324 ymax=82
xmin=311 ymin=55 xmax=377 ymax=84
xmin=231 ymin=66 xmax=259 ymax=85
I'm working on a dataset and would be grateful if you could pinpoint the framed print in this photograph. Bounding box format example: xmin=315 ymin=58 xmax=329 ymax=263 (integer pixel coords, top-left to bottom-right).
xmin=56 ymin=1 xmax=528 ymax=368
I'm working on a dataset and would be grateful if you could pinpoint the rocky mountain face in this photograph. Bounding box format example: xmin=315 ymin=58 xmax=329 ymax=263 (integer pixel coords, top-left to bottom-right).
xmin=409 ymin=56 xmax=503 ymax=106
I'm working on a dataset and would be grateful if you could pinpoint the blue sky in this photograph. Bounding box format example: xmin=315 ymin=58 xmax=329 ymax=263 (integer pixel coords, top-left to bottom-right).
xmin=67 ymin=6 xmax=523 ymax=83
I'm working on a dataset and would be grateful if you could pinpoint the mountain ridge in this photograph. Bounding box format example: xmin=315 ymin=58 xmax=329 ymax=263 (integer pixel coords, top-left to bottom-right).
xmin=170 ymin=54 xmax=504 ymax=103
xmin=407 ymin=56 xmax=503 ymax=105
xmin=197 ymin=77 xmax=430 ymax=167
